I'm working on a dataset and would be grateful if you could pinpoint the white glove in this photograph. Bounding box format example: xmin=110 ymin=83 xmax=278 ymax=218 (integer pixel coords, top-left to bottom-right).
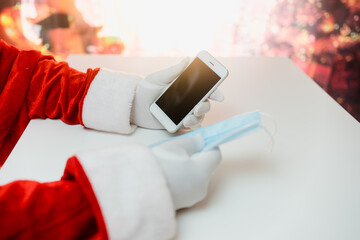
xmin=151 ymin=135 xmax=221 ymax=210
xmin=131 ymin=58 xmax=224 ymax=130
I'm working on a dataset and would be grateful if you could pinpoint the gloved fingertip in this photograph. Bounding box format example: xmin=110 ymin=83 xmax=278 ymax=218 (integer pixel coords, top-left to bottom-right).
xmin=194 ymin=101 xmax=210 ymax=116
xmin=183 ymin=115 xmax=197 ymax=128
xmin=182 ymin=116 xmax=190 ymax=128
xmin=209 ymin=89 xmax=224 ymax=102
xmin=178 ymin=133 xmax=205 ymax=155
xmin=190 ymin=123 xmax=202 ymax=130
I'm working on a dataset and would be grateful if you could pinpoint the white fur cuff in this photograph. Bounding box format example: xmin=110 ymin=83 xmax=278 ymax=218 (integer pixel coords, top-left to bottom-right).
xmin=82 ymin=69 xmax=140 ymax=134
xmin=76 ymin=144 xmax=176 ymax=240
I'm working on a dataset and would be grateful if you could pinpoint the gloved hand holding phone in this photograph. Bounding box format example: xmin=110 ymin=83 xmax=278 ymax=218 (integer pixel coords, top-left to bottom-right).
xmin=131 ymin=58 xmax=224 ymax=130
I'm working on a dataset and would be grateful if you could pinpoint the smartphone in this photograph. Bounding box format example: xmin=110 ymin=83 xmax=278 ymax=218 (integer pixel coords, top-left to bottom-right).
xmin=150 ymin=50 xmax=229 ymax=133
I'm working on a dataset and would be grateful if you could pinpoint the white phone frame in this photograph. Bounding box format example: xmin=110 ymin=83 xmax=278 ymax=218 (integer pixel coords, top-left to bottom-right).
xmin=150 ymin=50 xmax=228 ymax=133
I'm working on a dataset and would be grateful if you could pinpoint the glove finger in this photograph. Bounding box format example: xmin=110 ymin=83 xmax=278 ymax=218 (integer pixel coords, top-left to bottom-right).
xmin=208 ymin=89 xmax=224 ymax=102
xmin=194 ymin=100 xmax=210 ymax=116
xmin=190 ymin=122 xmax=202 ymax=130
xmin=183 ymin=115 xmax=202 ymax=128
xmin=148 ymin=57 xmax=189 ymax=85
xmin=157 ymin=134 xmax=205 ymax=155
xmin=193 ymin=147 xmax=222 ymax=174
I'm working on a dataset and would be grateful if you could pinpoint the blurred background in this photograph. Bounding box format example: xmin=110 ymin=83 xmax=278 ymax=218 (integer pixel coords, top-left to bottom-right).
xmin=1 ymin=0 xmax=359 ymax=121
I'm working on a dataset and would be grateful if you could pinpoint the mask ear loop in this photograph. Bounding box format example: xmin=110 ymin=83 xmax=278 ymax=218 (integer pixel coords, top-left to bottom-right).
xmin=259 ymin=112 xmax=277 ymax=152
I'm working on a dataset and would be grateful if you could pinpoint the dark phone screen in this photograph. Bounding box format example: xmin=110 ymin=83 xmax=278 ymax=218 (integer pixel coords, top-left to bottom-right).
xmin=156 ymin=57 xmax=221 ymax=125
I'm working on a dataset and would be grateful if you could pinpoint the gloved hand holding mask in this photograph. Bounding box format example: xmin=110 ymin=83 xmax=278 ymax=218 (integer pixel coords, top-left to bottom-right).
xmin=151 ymin=134 xmax=221 ymax=210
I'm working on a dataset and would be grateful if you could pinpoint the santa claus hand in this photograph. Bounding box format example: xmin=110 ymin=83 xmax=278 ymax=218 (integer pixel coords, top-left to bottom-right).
xmin=131 ymin=58 xmax=224 ymax=130
xmin=151 ymin=135 xmax=221 ymax=210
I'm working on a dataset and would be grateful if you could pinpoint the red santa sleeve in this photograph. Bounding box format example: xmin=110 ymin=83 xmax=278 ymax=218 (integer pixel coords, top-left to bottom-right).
xmin=0 ymin=145 xmax=176 ymax=239
xmin=0 ymin=159 xmax=104 ymax=239
xmin=0 ymin=40 xmax=139 ymax=166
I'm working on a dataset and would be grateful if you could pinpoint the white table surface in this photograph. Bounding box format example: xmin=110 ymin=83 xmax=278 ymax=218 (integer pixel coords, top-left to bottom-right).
xmin=1 ymin=55 xmax=360 ymax=240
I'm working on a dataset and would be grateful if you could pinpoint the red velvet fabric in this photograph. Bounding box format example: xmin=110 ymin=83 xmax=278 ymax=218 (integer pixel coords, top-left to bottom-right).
xmin=0 ymin=157 xmax=107 ymax=239
xmin=0 ymin=39 xmax=99 ymax=166
xmin=0 ymin=40 xmax=107 ymax=239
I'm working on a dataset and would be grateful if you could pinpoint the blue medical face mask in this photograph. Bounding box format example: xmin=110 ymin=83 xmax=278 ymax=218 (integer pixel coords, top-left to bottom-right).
xmin=150 ymin=111 xmax=266 ymax=152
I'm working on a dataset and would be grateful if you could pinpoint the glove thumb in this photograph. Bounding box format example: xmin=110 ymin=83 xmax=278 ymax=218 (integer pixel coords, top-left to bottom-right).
xmin=146 ymin=57 xmax=189 ymax=85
